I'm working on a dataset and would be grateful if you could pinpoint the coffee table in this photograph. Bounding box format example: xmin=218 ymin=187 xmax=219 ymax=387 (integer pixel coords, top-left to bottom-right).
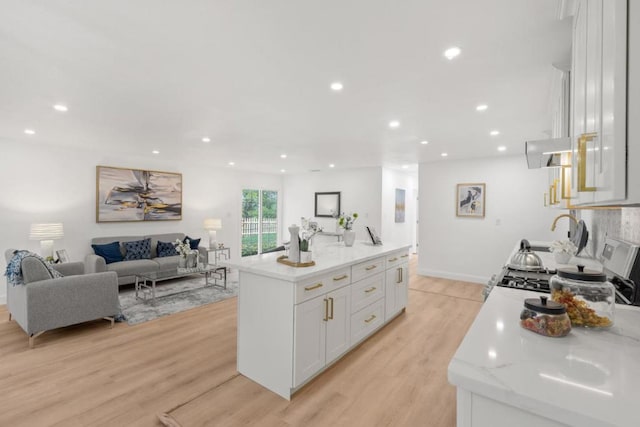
xmin=134 ymin=266 xmax=226 ymax=305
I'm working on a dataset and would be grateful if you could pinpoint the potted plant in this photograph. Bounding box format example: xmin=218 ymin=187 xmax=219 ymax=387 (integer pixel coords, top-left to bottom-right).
xmin=549 ymin=239 xmax=577 ymax=264
xmin=338 ymin=212 xmax=358 ymax=247
xmin=299 ymin=217 xmax=320 ymax=263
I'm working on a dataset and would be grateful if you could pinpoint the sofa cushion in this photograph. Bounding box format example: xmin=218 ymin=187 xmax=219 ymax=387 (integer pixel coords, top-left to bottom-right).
xmin=146 ymin=233 xmax=185 ymax=258
xmin=92 ymin=236 xmax=144 ymax=257
xmin=154 ymin=255 xmax=181 ymax=271
xmin=92 ymin=241 xmax=124 ymax=264
xmin=123 ymin=238 xmax=152 ymax=261
xmin=184 ymin=236 xmax=201 ymax=250
xmin=106 ymin=259 xmax=158 ymax=277
xmin=157 ymin=240 xmax=178 ymax=257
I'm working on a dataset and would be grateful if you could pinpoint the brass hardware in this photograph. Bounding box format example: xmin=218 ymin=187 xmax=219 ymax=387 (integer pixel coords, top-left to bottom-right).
xmin=329 ymin=297 xmax=334 ymax=320
xmin=561 ymin=165 xmax=571 ymax=200
xmin=333 ymin=274 xmax=348 ymax=281
xmin=399 ymin=267 xmax=403 ymax=283
xmin=304 ymin=283 xmax=323 ymax=291
xmin=549 ymin=185 xmax=555 ymax=205
xmin=397 ymin=267 xmax=402 ymax=284
xmin=364 ymin=314 xmax=376 ymax=324
xmin=323 ymin=298 xmax=329 ymax=321
xmin=365 ymin=286 xmax=377 ymax=293
xmin=553 ymin=179 xmax=560 ymax=204
xmin=389 ymin=257 xmax=398 ymax=262
xmin=365 ymin=265 xmax=377 ymax=271
xmin=401 ymin=254 xmax=409 ymax=258
xmin=550 ymin=214 xmax=578 ymax=231
xmin=577 ymin=132 xmax=597 ymax=192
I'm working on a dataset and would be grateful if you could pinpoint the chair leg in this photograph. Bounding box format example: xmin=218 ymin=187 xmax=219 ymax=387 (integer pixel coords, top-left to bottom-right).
xmin=8 ymin=312 xmax=11 ymax=321
xmin=103 ymin=317 xmax=115 ymax=328
xmin=29 ymin=331 xmax=45 ymax=349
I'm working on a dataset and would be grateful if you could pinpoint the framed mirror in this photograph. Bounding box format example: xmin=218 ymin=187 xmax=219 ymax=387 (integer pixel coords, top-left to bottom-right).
xmin=314 ymin=192 xmax=341 ymax=217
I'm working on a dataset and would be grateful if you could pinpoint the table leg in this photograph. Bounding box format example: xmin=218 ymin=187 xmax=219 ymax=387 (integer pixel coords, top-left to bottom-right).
xmin=152 ymin=279 xmax=157 ymax=305
xmin=135 ymin=276 xmax=139 ymax=298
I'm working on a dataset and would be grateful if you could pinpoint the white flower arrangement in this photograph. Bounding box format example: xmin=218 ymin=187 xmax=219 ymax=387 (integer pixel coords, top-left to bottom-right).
xmin=549 ymin=240 xmax=578 ymax=255
xmin=174 ymin=239 xmax=197 ymax=257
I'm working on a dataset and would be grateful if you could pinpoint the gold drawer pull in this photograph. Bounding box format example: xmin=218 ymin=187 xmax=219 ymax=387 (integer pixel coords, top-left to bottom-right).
xmin=401 ymin=254 xmax=409 ymax=258
xmin=333 ymin=274 xmax=348 ymax=281
xmin=388 ymin=257 xmax=398 ymax=262
xmin=365 ymin=286 xmax=377 ymax=293
xmin=578 ymin=132 xmax=597 ymax=192
xmin=304 ymin=283 xmax=323 ymax=291
xmin=364 ymin=314 xmax=376 ymax=324
xmin=365 ymin=265 xmax=377 ymax=271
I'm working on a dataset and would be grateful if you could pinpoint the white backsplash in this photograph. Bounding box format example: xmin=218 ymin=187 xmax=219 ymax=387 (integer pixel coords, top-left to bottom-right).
xmin=585 ymin=207 xmax=640 ymax=257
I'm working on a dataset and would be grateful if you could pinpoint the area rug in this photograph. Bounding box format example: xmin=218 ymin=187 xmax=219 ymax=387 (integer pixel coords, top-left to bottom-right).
xmin=118 ymin=272 xmax=238 ymax=325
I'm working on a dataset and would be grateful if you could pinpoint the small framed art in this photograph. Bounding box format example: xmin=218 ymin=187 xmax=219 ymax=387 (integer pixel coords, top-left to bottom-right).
xmin=56 ymin=249 xmax=70 ymax=263
xmin=456 ymin=183 xmax=485 ymax=218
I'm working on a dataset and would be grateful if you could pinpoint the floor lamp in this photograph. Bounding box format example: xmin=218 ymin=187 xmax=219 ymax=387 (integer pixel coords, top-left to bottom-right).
xmin=29 ymin=223 xmax=64 ymax=261
xmin=203 ymin=218 xmax=222 ymax=249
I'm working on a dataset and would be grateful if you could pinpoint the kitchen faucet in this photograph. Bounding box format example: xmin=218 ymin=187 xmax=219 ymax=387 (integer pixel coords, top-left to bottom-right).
xmin=550 ymin=214 xmax=578 ymax=231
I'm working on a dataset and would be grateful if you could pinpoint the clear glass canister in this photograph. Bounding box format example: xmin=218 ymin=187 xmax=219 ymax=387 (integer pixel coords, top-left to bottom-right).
xmin=520 ymin=295 xmax=572 ymax=337
xmin=550 ymin=265 xmax=614 ymax=328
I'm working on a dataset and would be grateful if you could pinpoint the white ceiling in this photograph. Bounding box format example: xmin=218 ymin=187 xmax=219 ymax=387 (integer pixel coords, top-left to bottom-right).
xmin=0 ymin=0 xmax=571 ymax=174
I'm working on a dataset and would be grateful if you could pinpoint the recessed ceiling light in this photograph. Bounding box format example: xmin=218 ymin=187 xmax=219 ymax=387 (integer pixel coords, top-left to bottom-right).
xmin=202 ymin=137 xmax=211 ymax=143
xmin=444 ymin=46 xmax=461 ymax=60
xmin=53 ymin=104 xmax=68 ymax=112
xmin=490 ymin=130 xmax=500 ymax=136
xmin=420 ymin=140 xmax=429 ymax=145
xmin=280 ymin=154 xmax=287 ymax=159
xmin=228 ymin=161 xmax=235 ymax=166
xmin=389 ymin=120 xmax=400 ymax=129
xmin=280 ymin=169 xmax=286 ymax=173
xmin=329 ymin=163 xmax=335 ymax=168
xmin=441 ymin=152 xmax=448 ymax=157
xmin=402 ymin=165 xmax=409 ymax=169
xmin=24 ymin=129 xmax=35 ymax=135
xmin=152 ymin=150 xmax=160 ymax=154
xmin=476 ymin=104 xmax=488 ymax=111
xmin=497 ymin=146 xmax=507 ymax=152
xmin=330 ymin=82 xmax=343 ymax=91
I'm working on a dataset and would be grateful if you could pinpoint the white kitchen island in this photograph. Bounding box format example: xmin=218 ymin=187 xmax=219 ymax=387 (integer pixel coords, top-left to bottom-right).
xmin=225 ymin=241 xmax=412 ymax=399
xmin=448 ymin=286 xmax=640 ymax=427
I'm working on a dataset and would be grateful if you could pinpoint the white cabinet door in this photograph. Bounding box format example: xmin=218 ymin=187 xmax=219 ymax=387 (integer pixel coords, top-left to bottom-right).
xmin=293 ymin=296 xmax=327 ymax=387
xmin=385 ymin=263 xmax=408 ymax=320
xmin=325 ymin=286 xmax=351 ymax=364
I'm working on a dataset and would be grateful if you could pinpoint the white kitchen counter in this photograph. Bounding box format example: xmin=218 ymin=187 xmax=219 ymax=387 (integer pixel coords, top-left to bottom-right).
xmin=448 ymin=286 xmax=640 ymax=427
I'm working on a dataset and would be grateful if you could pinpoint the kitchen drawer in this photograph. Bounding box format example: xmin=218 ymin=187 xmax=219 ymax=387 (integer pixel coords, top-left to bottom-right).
xmin=351 ymin=257 xmax=385 ymax=282
xmin=386 ymin=250 xmax=410 ymax=269
xmin=295 ymin=268 xmax=351 ymax=304
xmin=350 ymin=298 xmax=385 ymax=345
xmin=351 ymin=272 xmax=384 ymax=314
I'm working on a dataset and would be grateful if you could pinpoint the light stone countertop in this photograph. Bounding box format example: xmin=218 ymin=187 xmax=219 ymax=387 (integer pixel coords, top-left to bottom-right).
xmin=222 ymin=241 xmax=412 ymax=282
xmin=448 ymin=284 xmax=640 ymax=427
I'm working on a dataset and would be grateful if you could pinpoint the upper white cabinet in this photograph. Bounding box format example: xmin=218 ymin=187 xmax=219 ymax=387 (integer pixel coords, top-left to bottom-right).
xmin=570 ymin=0 xmax=628 ymax=205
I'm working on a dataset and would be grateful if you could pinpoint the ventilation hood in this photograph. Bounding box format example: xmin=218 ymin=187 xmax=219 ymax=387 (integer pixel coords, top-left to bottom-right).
xmin=525 ymin=137 xmax=571 ymax=169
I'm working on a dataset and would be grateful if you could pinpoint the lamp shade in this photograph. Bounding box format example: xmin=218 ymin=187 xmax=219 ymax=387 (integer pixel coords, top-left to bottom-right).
xmin=29 ymin=223 xmax=64 ymax=240
xmin=203 ymin=218 xmax=222 ymax=230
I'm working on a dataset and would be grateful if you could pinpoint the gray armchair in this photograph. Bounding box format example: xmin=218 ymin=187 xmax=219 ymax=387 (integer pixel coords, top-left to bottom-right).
xmin=5 ymin=249 xmax=120 ymax=348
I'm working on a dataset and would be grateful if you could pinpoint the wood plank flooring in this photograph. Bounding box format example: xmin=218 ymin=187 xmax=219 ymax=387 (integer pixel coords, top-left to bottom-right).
xmin=0 ymin=257 xmax=484 ymax=427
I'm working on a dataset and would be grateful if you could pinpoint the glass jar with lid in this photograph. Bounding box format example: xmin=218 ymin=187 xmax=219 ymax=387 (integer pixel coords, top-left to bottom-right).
xmin=520 ymin=295 xmax=572 ymax=337
xmin=550 ymin=265 xmax=614 ymax=328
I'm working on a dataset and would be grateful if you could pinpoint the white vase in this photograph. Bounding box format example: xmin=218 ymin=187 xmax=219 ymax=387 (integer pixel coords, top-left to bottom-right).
xmin=178 ymin=256 xmax=187 ymax=268
xmin=288 ymin=225 xmax=300 ymax=263
xmin=554 ymin=252 xmax=572 ymax=264
xmin=343 ymin=230 xmax=356 ymax=247
xmin=300 ymin=251 xmax=312 ymax=263
xmin=187 ymin=253 xmax=198 ymax=268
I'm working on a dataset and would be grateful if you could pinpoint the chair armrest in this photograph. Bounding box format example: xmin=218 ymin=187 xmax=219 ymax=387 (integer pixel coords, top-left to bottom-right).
xmin=85 ymin=254 xmax=107 ymax=273
xmin=52 ymin=261 xmax=85 ymax=276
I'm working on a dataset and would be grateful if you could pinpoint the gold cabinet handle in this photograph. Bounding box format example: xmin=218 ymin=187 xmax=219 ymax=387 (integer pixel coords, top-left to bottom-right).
xmin=333 ymin=274 xmax=348 ymax=281
xmin=365 ymin=265 xmax=377 ymax=271
xmin=561 ymin=164 xmax=571 ymax=200
xmin=397 ymin=267 xmax=403 ymax=284
xmin=364 ymin=286 xmax=377 ymax=293
xmin=578 ymin=132 xmax=597 ymax=192
xmin=329 ymin=297 xmax=334 ymax=320
xmin=401 ymin=254 xmax=409 ymax=258
xmin=304 ymin=283 xmax=323 ymax=291
xmin=364 ymin=314 xmax=376 ymax=324
xmin=323 ymin=298 xmax=329 ymax=321
xmin=388 ymin=257 xmax=398 ymax=262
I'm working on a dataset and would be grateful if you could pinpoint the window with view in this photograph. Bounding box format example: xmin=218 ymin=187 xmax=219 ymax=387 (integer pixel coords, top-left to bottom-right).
xmin=241 ymin=189 xmax=278 ymax=257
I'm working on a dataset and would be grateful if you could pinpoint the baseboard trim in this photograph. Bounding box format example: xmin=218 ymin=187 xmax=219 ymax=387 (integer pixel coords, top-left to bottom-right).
xmin=416 ymin=268 xmax=488 ymax=285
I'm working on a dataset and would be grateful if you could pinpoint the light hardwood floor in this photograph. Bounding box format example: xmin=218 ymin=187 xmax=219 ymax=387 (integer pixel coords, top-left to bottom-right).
xmin=0 ymin=257 xmax=484 ymax=427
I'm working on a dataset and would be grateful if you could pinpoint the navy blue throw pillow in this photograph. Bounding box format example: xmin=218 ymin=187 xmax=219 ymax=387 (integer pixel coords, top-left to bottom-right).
xmin=92 ymin=242 xmax=123 ymax=264
xmin=157 ymin=240 xmax=178 ymax=257
xmin=184 ymin=236 xmax=201 ymax=250
xmin=124 ymin=238 xmax=152 ymax=261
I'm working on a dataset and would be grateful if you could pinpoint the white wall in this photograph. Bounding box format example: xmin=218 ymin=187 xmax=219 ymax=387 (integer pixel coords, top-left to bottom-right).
xmin=418 ymin=155 xmax=567 ymax=284
xmin=381 ymin=168 xmax=417 ymax=250
xmin=282 ymin=168 xmax=382 ymax=243
xmin=0 ymin=141 xmax=283 ymax=303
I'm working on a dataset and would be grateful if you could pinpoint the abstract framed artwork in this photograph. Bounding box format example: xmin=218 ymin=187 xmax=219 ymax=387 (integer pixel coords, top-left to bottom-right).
xmin=96 ymin=165 xmax=182 ymax=223
xmin=395 ymin=188 xmax=406 ymax=223
xmin=456 ymin=183 xmax=486 ymax=218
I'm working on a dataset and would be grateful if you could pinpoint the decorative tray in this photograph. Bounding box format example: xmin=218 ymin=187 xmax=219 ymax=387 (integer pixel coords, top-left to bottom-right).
xmin=277 ymin=255 xmax=316 ymax=268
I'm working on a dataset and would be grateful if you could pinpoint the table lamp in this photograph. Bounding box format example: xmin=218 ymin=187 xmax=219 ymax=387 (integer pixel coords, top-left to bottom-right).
xmin=29 ymin=223 xmax=64 ymax=260
xmin=203 ymin=218 xmax=222 ymax=249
